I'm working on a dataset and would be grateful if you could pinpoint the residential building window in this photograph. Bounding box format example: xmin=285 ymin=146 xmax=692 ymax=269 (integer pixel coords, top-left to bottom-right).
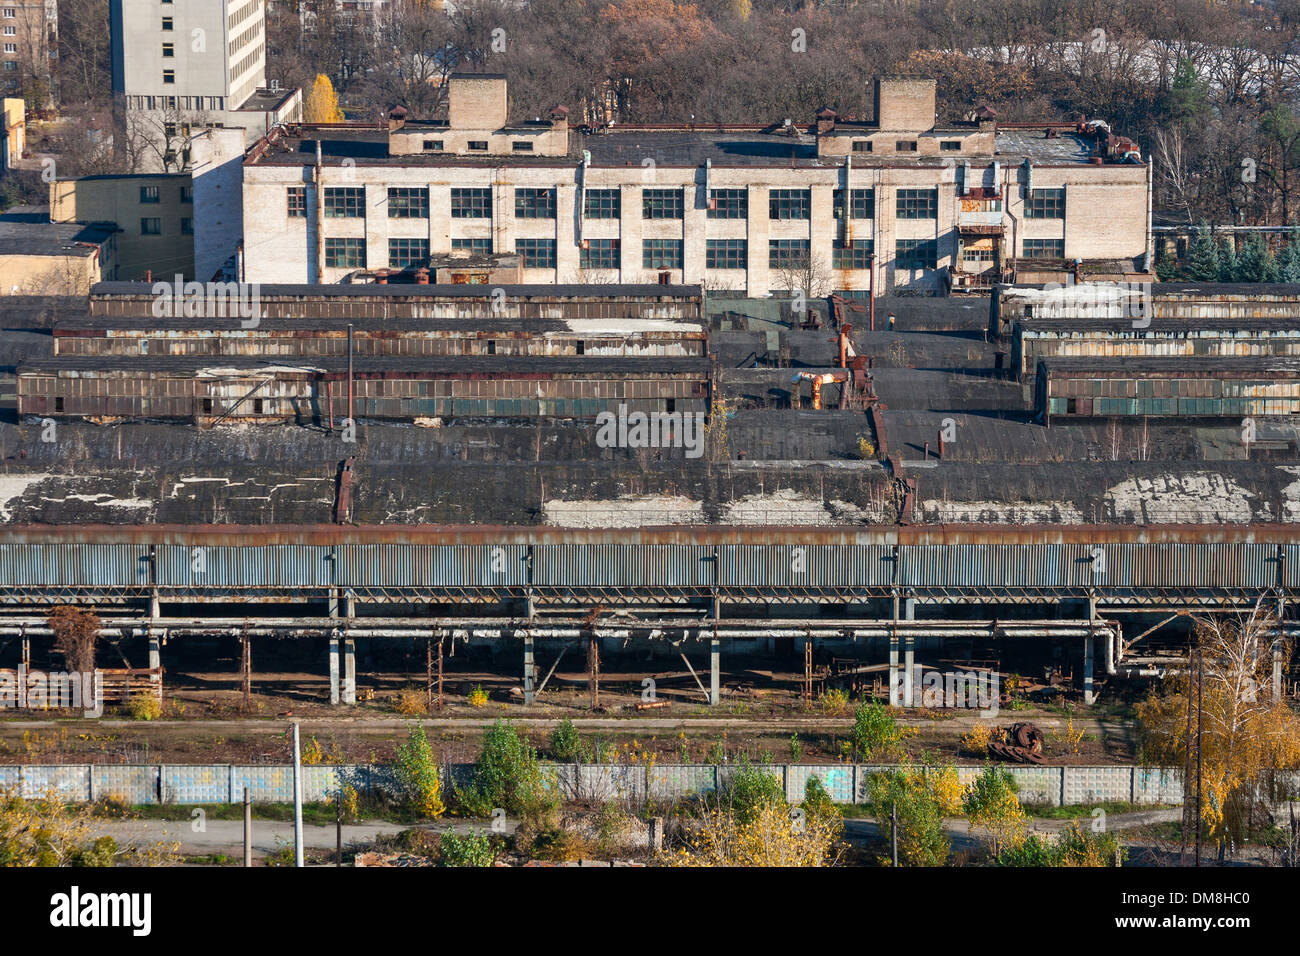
xmin=852 ymin=140 xmax=872 ymax=152
xmin=181 ymin=218 xmax=193 ymax=235
xmin=323 ymin=186 xmax=365 ymax=217
xmin=834 ymin=188 xmax=874 ymax=220
xmin=708 ymin=188 xmax=747 ymax=219
xmin=769 ymin=188 xmax=810 ymax=220
xmin=642 ymin=238 xmax=683 ymax=269
xmin=584 ymin=188 xmax=620 ymax=219
xmin=580 ymin=238 xmax=620 ymax=270
xmin=286 ymin=186 xmax=307 ymax=218
xmin=324 ymin=238 xmax=366 ymax=268
xmin=161 ymin=17 xmax=173 ymax=29
xmin=451 ymin=238 xmax=492 ymax=254
xmin=162 ymin=70 xmax=175 ymax=84
xmin=162 ymin=43 xmax=174 ymax=57
xmin=516 ymin=238 xmax=556 ymax=269
xmin=422 ymin=140 xmax=443 ymax=151
xmin=896 ymin=140 xmax=918 ymax=152
xmin=1022 ymin=238 xmax=1065 ymax=258
xmin=706 ymin=238 xmax=747 ymax=270
xmin=1025 ymin=187 xmax=1065 ymax=219
xmin=140 ymin=218 xmax=162 ymax=235
xmin=832 ymin=239 xmax=874 ymax=269
xmin=895 ymin=238 xmax=938 ymax=270
xmin=642 ymin=188 xmax=683 ymax=219
xmin=512 ymin=141 xmax=534 ymax=152
xmin=450 ymin=187 xmax=491 ymax=218
xmin=139 ymin=185 xmax=160 ymax=204
xmin=940 ymin=140 xmax=962 ymax=151
xmin=467 ymin=140 xmax=488 ymax=151
xmin=769 ymin=239 xmax=811 ymax=269
xmin=387 ymin=187 xmax=428 ymax=218
xmin=896 ymin=188 xmax=937 ymax=219
xmin=3 ymin=43 xmax=14 ymax=54
xmin=514 ymin=187 xmax=556 ymax=219
xmin=388 ymin=238 xmax=429 ymax=268
xmin=180 ymin=185 xmax=193 ymax=203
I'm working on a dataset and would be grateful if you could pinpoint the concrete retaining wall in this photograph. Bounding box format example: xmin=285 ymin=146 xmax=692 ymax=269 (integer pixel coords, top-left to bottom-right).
xmin=0 ymin=762 xmax=1208 ymax=807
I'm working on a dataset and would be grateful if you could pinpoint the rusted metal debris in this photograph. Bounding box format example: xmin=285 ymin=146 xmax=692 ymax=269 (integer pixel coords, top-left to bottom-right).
xmin=988 ymin=721 xmax=1046 ymax=764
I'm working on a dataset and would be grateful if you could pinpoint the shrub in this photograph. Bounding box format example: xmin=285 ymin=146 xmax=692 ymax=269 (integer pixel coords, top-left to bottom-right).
xmin=467 ymin=685 xmax=489 ymax=708
xmin=393 ymin=688 xmax=427 ymax=716
xmin=720 ymin=759 xmax=785 ymax=823
xmin=456 ymin=720 xmax=551 ymax=818
xmin=851 ymin=701 xmax=904 ymax=761
xmin=964 ymin=764 xmax=1025 ymax=854
xmin=960 ymin=722 xmax=994 ymax=757
xmin=393 ymin=723 xmax=445 ymax=818
xmin=440 ymin=831 xmax=495 ymax=867
xmin=866 ymin=769 xmax=950 ymax=867
xmin=301 ymin=736 xmax=324 ymax=766
xmin=802 ymin=776 xmax=843 ymax=839
xmin=549 ymin=718 xmax=583 ymax=762
xmin=126 ymin=696 xmax=162 ymax=721
xmin=819 ymin=688 xmax=850 ymax=715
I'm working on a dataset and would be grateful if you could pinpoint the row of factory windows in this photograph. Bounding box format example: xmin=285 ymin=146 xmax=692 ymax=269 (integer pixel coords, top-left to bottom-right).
xmin=289 ymin=186 xmax=1067 ymax=222
xmin=321 ymin=237 xmax=947 ymax=271
xmin=323 ymin=236 xmax=1065 ymax=270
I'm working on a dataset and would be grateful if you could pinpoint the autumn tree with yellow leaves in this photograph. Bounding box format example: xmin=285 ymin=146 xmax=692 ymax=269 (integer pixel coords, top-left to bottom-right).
xmin=1137 ymin=601 xmax=1300 ymax=857
xmin=304 ymin=74 xmax=345 ymax=124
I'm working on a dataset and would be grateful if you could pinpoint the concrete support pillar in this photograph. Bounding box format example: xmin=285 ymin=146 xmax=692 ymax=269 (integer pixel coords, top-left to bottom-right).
xmin=20 ymin=636 xmax=30 ymax=669
xmin=709 ymin=638 xmax=720 ymax=706
xmin=888 ymin=629 xmax=900 ymax=707
xmin=1083 ymin=634 xmax=1095 ymax=706
xmin=523 ymin=634 xmax=536 ymax=706
xmin=328 ymin=590 xmax=339 ymax=619
xmin=150 ymin=592 xmax=160 ymax=619
xmin=329 ymin=634 xmax=340 ymax=706
xmin=148 ymin=632 xmax=161 ymax=671
xmin=903 ymin=598 xmax=916 ymax=707
xmin=342 ymin=638 xmax=356 ymax=706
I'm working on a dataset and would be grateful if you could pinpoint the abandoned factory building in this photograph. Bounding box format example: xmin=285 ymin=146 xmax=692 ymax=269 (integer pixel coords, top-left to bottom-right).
xmin=237 ymin=74 xmax=1153 ymax=295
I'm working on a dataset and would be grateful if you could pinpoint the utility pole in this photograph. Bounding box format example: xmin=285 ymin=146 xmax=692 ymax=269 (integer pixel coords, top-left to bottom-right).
xmin=1195 ymin=648 xmax=1204 ymax=868
xmin=891 ymin=801 xmax=899 ymax=867
xmin=291 ymin=722 xmax=305 ymax=868
xmin=243 ymin=787 xmax=251 ymax=867
xmin=336 ymin=787 xmax=343 ymax=867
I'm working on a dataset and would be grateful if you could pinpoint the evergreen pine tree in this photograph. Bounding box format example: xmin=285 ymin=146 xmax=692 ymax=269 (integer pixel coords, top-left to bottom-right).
xmin=1277 ymin=226 xmax=1300 ymax=283
xmin=1187 ymin=221 xmax=1219 ymax=281
xmin=1237 ymin=234 xmax=1278 ymax=283
xmin=1218 ymin=237 xmax=1240 ymax=282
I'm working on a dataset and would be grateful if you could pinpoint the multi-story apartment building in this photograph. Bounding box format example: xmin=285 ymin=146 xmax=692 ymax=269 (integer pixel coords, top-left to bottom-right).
xmin=240 ymin=74 xmax=1152 ymax=293
xmin=0 ymin=0 xmax=56 ymax=102
xmin=110 ymin=0 xmax=299 ymax=172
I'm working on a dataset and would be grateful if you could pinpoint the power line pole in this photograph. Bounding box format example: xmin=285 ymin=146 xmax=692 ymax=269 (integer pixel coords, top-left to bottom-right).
xmin=891 ymin=801 xmax=899 ymax=868
xmin=1195 ymin=648 xmax=1204 ymax=868
xmin=291 ymin=722 xmax=305 ymax=868
xmin=243 ymin=787 xmax=251 ymax=867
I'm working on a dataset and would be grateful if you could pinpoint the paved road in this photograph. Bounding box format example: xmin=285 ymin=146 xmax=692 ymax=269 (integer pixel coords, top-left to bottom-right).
xmin=94 ymin=818 xmax=511 ymax=859
xmin=100 ymin=807 xmax=1181 ymax=861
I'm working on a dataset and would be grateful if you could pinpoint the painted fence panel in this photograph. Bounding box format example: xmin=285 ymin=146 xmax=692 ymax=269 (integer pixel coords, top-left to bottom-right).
xmin=648 ymin=765 xmax=718 ymax=800
xmin=0 ymin=762 xmax=1215 ymax=807
xmin=1062 ymin=766 xmax=1135 ymax=806
xmin=94 ymin=765 xmax=158 ymax=804
xmin=786 ymin=764 xmax=854 ymax=804
xmin=20 ymin=765 xmax=89 ymax=801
